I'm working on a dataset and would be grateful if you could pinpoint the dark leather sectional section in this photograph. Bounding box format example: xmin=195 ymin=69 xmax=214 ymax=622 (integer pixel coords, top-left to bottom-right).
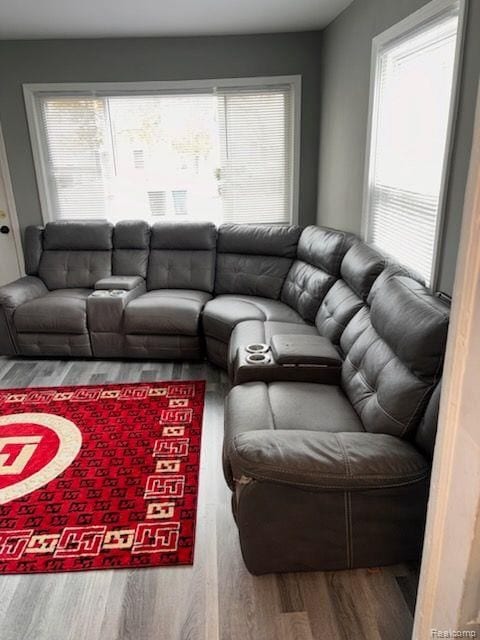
xmin=0 ymin=220 xmax=449 ymax=574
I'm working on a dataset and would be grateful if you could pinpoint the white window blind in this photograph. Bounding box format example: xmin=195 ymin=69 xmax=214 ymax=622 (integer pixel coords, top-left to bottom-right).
xmin=364 ymin=1 xmax=462 ymax=286
xmin=39 ymin=97 xmax=109 ymax=219
xmin=31 ymin=81 xmax=296 ymax=226
xmin=217 ymin=87 xmax=292 ymax=224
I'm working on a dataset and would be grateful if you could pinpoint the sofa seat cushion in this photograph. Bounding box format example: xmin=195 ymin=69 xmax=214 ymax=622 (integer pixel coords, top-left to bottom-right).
xmin=226 ymin=381 xmax=363 ymax=441
xmin=124 ymin=289 xmax=211 ymax=335
xmin=202 ymin=295 xmax=304 ymax=344
xmin=228 ymin=320 xmax=318 ymax=370
xmin=14 ymin=289 xmax=91 ymax=334
xmin=224 ymin=380 xmax=364 ymax=488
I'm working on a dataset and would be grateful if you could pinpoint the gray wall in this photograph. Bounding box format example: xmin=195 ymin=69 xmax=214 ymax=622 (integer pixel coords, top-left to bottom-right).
xmin=0 ymin=32 xmax=321 ymax=231
xmin=317 ymin=0 xmax=480 ymax=294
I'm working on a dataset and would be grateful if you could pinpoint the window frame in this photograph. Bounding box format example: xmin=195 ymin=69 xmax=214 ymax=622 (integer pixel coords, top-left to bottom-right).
xmin=23 ymin=75 xmax=302 ymax=226
xmin=361 ymin=0 xmax=467 ymax=289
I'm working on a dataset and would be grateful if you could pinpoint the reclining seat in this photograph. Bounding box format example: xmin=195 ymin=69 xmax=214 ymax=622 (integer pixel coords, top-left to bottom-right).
xmin=123 ymin=221 xmax=216 ymax=359
xmin=223 ymin=275 xmax=449 ymax=574
xmin=0 ymin=221 xmax=113 ymax=357
xmin=203 ymin=223 xmax=304 ymax=367
xmin=228 ymin=240 xmax=385 ymax=375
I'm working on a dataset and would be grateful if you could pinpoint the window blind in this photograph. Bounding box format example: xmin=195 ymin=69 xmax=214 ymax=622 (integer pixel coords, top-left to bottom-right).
xmin=216 ymin=86 xmax=292 ymax=224
xmin=365 ymin=5 xmax=461 ymax=286
xmin=34 ymin=82 xmax=295 ymax=226
xmin=39 ymin=97 xmax=110 ymax=220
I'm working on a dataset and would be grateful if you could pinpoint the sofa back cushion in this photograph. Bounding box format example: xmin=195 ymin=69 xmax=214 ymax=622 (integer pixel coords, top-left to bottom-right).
xmin=340 ymin=276 xmax=449 ymax=438
xmin=113 ymin=220 xmax=150 ymax=278
xmin=147 ymin=221 xmax=216 ymax=292
xmin=214 ymin=224 xmax=301 ymax=299
xmin=38 ymin=221 xmax=113 ymax=289
xmin=281 ymin=226 xmax=355 ymax=322
xmin=315 ymin=242 xmax=385 ymax=343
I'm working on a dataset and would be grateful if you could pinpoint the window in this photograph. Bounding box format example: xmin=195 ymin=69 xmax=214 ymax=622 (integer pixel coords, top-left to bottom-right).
xmin=363 ymin=0 xmax=465 ymax=286
xmin=24 ymin=78 xmax=299 ymax=226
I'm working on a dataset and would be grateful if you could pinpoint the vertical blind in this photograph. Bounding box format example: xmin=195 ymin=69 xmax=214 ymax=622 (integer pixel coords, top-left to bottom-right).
xmin=34 ymin=82 xmax=295 ymax=225
xmin=365 ymin=4 xmax=461 ymax=286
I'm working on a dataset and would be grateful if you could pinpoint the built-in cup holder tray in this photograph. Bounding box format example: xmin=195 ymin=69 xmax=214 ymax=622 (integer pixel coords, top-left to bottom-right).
xmin=91 ymin=289 xmax=127 ymax=297
xmin=245 ymin=343 xmax=270 ymax=354
xmin=246 ymin=352 xmax=272 ymax=365
xmin=245 ymin=343 xmax=272 ymax=365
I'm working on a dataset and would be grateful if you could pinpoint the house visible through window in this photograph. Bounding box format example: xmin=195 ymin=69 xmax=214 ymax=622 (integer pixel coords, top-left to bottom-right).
xmin=363 ymin=0 xmax=464 ymax=286
xmin=26 ymin=79 xmax=298 ymax=226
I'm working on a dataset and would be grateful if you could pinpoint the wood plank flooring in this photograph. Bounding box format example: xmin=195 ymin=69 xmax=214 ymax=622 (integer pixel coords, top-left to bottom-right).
xmin=0 ymin=357 xmax=418 ymax=640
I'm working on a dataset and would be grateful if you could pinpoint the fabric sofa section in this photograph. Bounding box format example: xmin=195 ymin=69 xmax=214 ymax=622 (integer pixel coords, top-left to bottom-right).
xmin=112 ymin=220 xmax=150 ymax=278
xmin=122 ymin=221 xmax=216 ymax=359
xmin=315 ymin=242 xmax=386 ymax=344
xmin=0 ymin=276 xmax=48 ymax=355
xmin=15 ymin=289 xmax=91 ymax=334
xmin=214 ymin=224 xmax=301 ymax=299
xmin=341 ymin=277 xmax=449 ymax=438
xmin=204 ymin=224 xmax=303 ymax=367
xmin=229 ymin=429 xmax=429 ymax=574
xmin=227 ymin=242 xmax=386 ymax=379
xmin=38 ymin=221 xmax=113 ymax=290
xmin=147 ymin=221 xmax=216 ymax=292
xmin=125 ymin=290 xmax=211 ymax=335
xmin=281 ymin=226 xmax=356 ymax=322
xmin=12 ymin=221 xmax=114 ymax=357
xmin=223 ymin=274 xmax=445 ymax=574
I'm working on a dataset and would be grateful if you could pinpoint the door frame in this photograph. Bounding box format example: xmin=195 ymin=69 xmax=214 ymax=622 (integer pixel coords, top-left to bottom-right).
xmin=0 ymin=122 xmax=24 ymax=278
xmin=413 ymin=80 xmax=480 ymax=635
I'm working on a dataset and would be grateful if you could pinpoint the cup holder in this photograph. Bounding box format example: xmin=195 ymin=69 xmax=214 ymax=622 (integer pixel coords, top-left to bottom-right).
xmin=246 ymin=343 xmax=270 ymax=354
xmin=109 ymin=289 xmax=127 ymax=296
xmin=246 ymin=352 xmax=271 ymax=365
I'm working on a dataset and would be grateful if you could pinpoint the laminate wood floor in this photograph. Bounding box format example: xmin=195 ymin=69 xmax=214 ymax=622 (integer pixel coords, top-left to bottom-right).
xmin=0 ymin=357 xmax=418 ymax=640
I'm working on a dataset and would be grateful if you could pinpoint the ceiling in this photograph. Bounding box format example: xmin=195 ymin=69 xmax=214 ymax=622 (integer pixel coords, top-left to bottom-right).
xmin=0 ymin=0 xmax=353 ymax=40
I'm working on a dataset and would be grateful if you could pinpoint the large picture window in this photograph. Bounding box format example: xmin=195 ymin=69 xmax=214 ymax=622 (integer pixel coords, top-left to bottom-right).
xmin=363 ymin=0 xmax=465 ymax=286
xmin=25 ymin=78 xmax=299 ymax=226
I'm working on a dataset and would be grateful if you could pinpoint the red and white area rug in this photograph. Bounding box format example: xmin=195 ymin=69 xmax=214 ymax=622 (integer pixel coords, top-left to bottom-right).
xmin=0 ymin=380 xmax=205 ymax=574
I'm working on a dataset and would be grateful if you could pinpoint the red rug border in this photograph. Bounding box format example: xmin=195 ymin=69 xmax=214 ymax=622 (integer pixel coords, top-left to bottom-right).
xmin=0 ymin=379 xmax=207 ymax=574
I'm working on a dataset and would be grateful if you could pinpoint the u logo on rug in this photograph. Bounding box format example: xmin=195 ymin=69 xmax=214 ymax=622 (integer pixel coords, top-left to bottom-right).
xmin=0 ymin=413 xmax=82 ymax=504
xmin=0 ymin=436 xmax=42 ymax=475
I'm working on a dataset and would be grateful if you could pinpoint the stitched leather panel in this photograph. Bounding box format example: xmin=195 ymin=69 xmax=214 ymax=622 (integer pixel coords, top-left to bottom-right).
xmin=17 ymin=332 xmax=91 ymax=357
xmin=39 ymin=251 xmax=111 ymax=289
xmin=340 ymin=277 xmax=448 ymax=437
xmin=147 ymin=249 xmax=215 ymax=292
xmin=215 ymin=254 xmax=292 ymax=299
xmin=315 ymin=280 xmax=363 ymax=344
xmin=281 ymin=261 xmax=335 ymax=322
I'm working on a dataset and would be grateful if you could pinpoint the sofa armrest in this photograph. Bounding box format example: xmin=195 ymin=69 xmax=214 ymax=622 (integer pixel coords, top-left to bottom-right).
xmin=0 ymin=276 xmax=48 ymax=314
xmin=228 ymin=430 xmax=429 ymax=490
xmin=0 ymin=276 xmax=48 ymax=356
xmin=270 ymin=334 xmax=342 ymax=366
xmin=94 ymin=276 xmax=144 ymax=291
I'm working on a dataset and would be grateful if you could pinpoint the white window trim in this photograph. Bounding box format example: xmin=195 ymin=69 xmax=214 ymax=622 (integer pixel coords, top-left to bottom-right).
xmin=361 ymin=0 xmax=467 ymax=289
xmin=23 ymin=76 xmax=302 ymax=226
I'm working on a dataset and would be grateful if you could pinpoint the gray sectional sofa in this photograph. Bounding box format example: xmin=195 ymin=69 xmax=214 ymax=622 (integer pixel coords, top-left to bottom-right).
xmin=0 ymin=219 xmax=449 ymax=574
